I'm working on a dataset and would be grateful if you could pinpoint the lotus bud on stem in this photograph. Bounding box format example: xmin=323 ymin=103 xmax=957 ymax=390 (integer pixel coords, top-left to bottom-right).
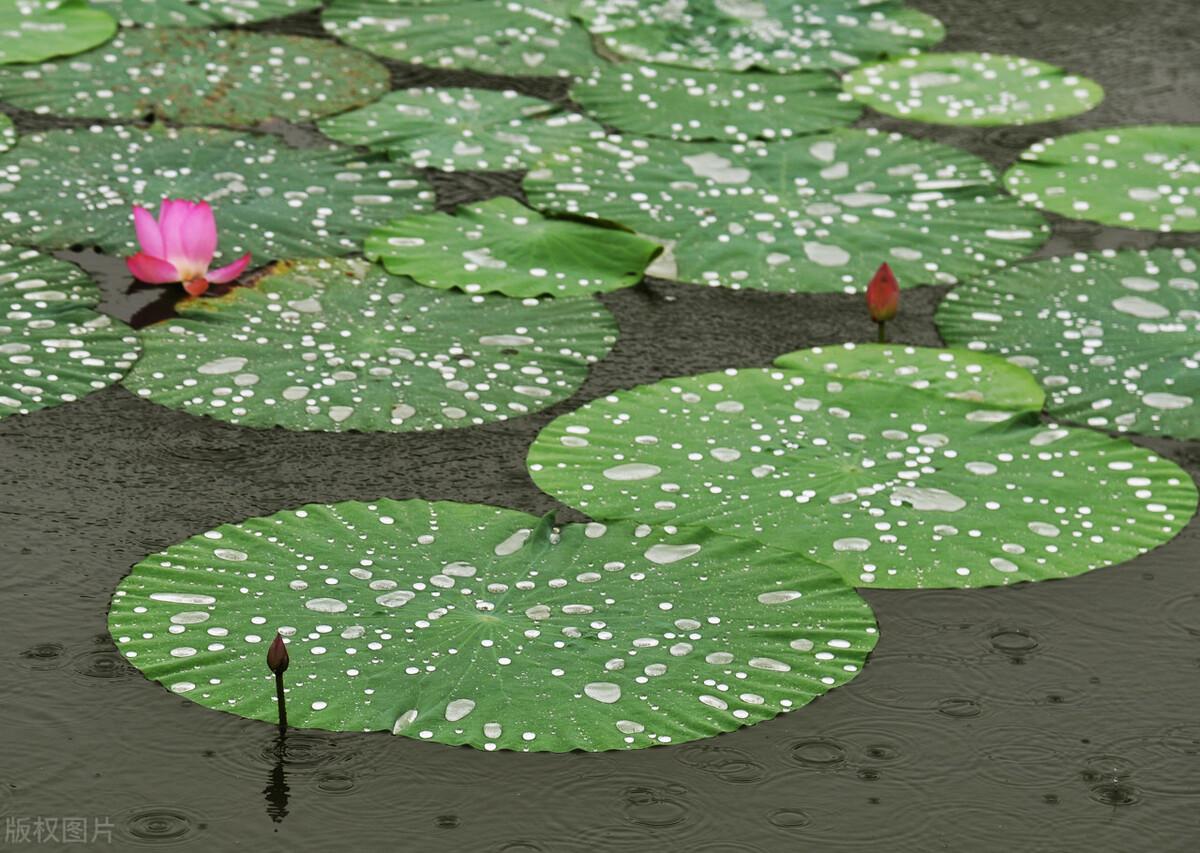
xmin=866 ymin=262 xmax=900 ymax=343
xmin=267 ymin=632 xmax=290 ymax=730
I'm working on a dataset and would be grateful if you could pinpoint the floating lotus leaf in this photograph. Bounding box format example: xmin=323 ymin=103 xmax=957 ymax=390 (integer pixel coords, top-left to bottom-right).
xmin=937 ymin=249 xmax=1200 ymax=439
xmin=843 ymin=52 xmax=1103 ymax=126
xmin=571 ymin=63 xmax=861 ymax=142
xmin=0 ymin=126 xmax=430 ymax=260
xmin=0 ymin=29 xmax=390 ymax=127
xmin=91 ymin=0 xmax=321 ymax=27
xmin=125 ymin=258 xmax=617 ymax=432
xmin=319 ymin=87 xmax=606 ymax=172
xmin=109 ymin=499 xmax=877 ymax=750
xmin=0 ymin=113 xmax=13 ymax=152
xmin=773 ymin=344 xmax=1046 ymax=411
xmin=0 ymin=0 xmax=115 ymax=64
xmin=528 ymin=343 xmax=1197 ymax=589
xmin=365 ymin=197 xmax=663 ymax=297
xmin=322 ymin=0 xmax=599 ymax=77
xmin=524 ymin=127 xmax=1048 ymax=292
xmin=1004 ymin=126 xmax=1200 ymax=232
xmin=1 ymin=243 xmax=139 ymax=419
xmin=572 ymin=0 xmax=944 ymax=72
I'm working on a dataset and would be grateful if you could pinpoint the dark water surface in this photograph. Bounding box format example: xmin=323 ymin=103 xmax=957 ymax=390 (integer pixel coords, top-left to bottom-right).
xmin=3 ymin=0 xmax=1200 ymax=850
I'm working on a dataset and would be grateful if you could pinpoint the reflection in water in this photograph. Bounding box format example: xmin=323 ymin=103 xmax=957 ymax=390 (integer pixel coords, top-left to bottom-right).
xmin=263 ymin=732 xmax=290 ymax=827
xmin=56 ymin=247 xmax=245 ymax=330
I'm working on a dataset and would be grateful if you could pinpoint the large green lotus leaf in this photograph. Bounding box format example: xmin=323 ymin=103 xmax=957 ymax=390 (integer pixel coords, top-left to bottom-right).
xmin=0 ymin=126 xmax=430 ymax=260
xmin=109 ymin=499 xmax=877 ymax=750
xmin=937 ymin=249 xmax=1200 ymax=439
xmin=91 ymin=0 xmax=321 ymax=27
xmin=528 ymin=344 xmax=1197 ymax=589
xmin=571 ymin=63 xmax=861 ymax=142
xmin=0 ymin=113 xmax=13 ymax=152
xmin=843 ymin=52 xmax=1103 ymax=127
xmin=125 ymin=258 xmax=617 ymax=432
xmin=524 ymin=127 xmax=1048 ymax=293
xmin=0 ymin=0 xmax=115 ymax=64
xmin=365 ymin=197 xmax=663 ymax=297
xmin=0 ymin=29 xmax=390 ymax=127
xmin=319 ymin=87 xmax=606 ymax=172
xmin=1004 ymin=126 xmax=1200 ymax=232
xmin=572 ymin=0 xmax=944 ymax=73
xmin=1 ymin=243 xmax=139 ymax=419
xmin=774 ymin=343 xmax=1045 ymax=411
xmin=322 ymin=0 xmax=599 ymax=77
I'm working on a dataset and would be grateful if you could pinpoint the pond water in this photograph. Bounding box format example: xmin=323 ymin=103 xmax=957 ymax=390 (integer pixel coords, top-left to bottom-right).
xmin=2 ymin=0 xmax=1199 ymax=850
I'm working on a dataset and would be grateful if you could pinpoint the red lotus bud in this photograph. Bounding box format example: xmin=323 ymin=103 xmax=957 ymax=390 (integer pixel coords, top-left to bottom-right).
xmin=866 ymin=262 xmax=900 ymax=324
xmin=267 ymin=633 xmax=289 ymax=675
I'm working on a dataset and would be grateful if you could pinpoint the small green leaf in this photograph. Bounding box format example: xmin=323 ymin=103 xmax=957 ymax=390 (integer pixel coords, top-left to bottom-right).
xmin=1004 ymin=126 xmax=1200 ymax=232
xmin=1 ymin=243 xmax=139 ymax=419
xmin=572 ymin=63 xmax=861 ymax=142
xmin=843 ymin=52 xmax=1103 ymax=126
xmin=366 ymin=197 xmax=663 ymax=297
xmin=938 ymin=248 xmax=1200 ymax=439
xmin=109 ymin=499 xmax=877 ymax=750
xmin=524 ymin=127 xmax=1048 ymax=292
xmin=573 ymin=0 xmax=944 ymax=72
xmin=323 ymin=0 xmax=599 ymax=77
xmin=0 ymin=0 xmax=115 ymax=64
xmin=528 ymin=343 xmax=1196 ymax=589
xmin=319 ymin=87 xmax=606 ymax=172
xmin=0 ymin=29 xmax=390 ymax=127
xmin=0 ymin=126 xmax=431 ymax=260
xmin=125 ymin=258 xmax=617 ymax=432
xmin=91 ymin=0 xmax=321 ymax=27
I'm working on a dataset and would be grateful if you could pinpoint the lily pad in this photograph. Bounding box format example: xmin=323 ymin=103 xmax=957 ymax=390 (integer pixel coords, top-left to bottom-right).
xmin=937 ymin=249 xmax=1200 ymax=439
xmin=0 ymin=126 xmax=430 ymax=260
xmin=125 ymin=258 xmax=617 ymax=432
xmin=0 ymin=0 xmax=115 ymax=65
xmin=1 ymin=243 xmax=139 ymax=419
xmin=773 ymin=344 xmax=1046 ymax=411
xmin=571 ymin=63 xmax=861 ymax=142
xmin=365 ymin=197 xmax=663 ymax=297
xmin=843 ymin=52 xmax=1103 ymax=126
xmin=572 ymin=0 xmax=944 ymax=72
xmin=319 ymin=87 xmax=606 ymax=172
xmin=524 ymin=127 xmax=1048 ymax=293
xmin=1004 ymin=126 xmax=1200 ymax=232
xmin=91 ymin=0 xmax=321 ymax=27
xmin=109 ymin=499 xmax=877 ymax=750
xmin=322 ymin=0 xmax=599 ymax=77
xmin=528 ymin=343 xmax=1197 ymax=589
xmin=0 ymin=29 xmax=390 ymax=127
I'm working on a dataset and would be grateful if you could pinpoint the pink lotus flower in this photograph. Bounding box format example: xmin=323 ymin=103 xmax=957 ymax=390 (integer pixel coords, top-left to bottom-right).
xmin=126 ymin=199 xmax=251 ymax=296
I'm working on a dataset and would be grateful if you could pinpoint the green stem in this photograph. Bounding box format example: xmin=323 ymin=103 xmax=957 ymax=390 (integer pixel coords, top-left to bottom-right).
xmin=275 ymin=670 xmax=287 ymax=731
xmin=877 ymin=321 xmax=887 ymax=344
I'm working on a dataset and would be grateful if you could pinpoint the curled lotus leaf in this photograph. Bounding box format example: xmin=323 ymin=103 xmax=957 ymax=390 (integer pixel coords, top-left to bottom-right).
xmin=528 ymin=343 xmax=1197 ymax=588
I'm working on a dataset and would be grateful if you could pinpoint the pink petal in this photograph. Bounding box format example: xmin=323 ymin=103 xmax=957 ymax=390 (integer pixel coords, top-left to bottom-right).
xmin=126 ymin=253 xmax=181 ymax=284
xmin=158 ymin=199 xmax=192 ymax=264
xmin=132 ymin=205 xmax=164 ymax=258
xmin=157 ymin=198 xmax=189 ymax=228
xmin=206 ymin=253 xmax=252 ymax=284
xmin=181 ymin=201 xmax=217 ymax=268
